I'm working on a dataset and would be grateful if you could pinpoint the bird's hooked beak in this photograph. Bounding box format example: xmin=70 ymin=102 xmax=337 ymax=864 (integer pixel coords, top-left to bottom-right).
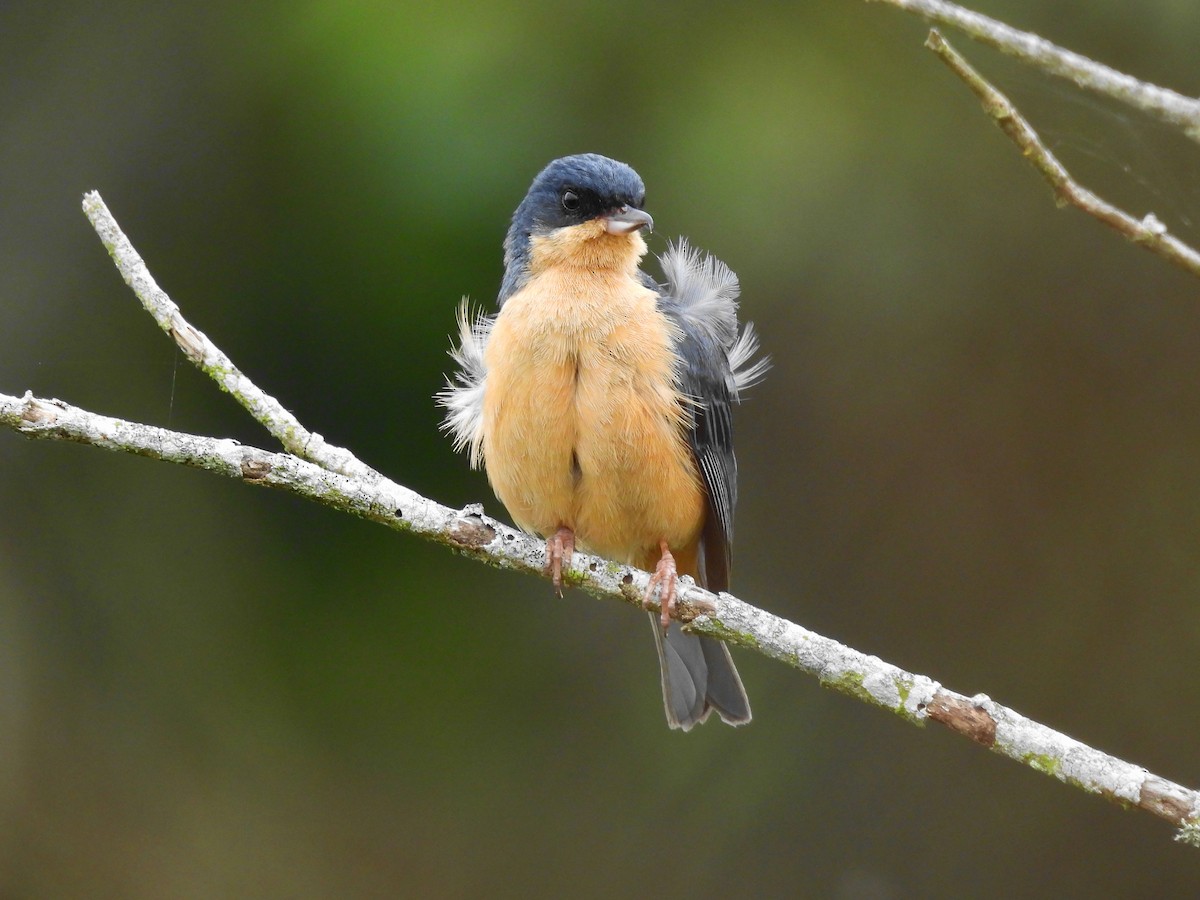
xmin=603 ymin=205 xmax=654 ymax=235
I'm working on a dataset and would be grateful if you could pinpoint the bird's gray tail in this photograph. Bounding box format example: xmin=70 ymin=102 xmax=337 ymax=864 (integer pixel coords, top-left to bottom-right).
xmin=650 ymin=614 xmax=751 ymax=730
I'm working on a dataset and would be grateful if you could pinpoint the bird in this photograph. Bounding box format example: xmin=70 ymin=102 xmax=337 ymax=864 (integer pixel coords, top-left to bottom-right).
xmin=440 ymin=153 xmax=767 ymax=730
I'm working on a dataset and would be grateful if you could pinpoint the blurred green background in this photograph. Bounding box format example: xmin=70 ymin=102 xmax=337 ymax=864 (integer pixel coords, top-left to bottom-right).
xmin=3 ymin=1 xmax=1199 ymax=896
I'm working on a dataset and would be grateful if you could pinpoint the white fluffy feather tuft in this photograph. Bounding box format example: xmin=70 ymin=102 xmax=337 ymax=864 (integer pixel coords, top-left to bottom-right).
xmin=728 ymin=321 xmax=770 ymax=397
xmin=437 ymin=299 xmax=492 ymax=468
xmin=659 ymin=239 xmax=769 ymax=399
xmin=660 ymin=239 xmax=740 ymax=343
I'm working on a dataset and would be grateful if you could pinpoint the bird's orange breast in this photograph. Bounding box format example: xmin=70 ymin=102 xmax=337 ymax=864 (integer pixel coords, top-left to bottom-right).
xmin=481 ymin=263 xmax=705 ymax=569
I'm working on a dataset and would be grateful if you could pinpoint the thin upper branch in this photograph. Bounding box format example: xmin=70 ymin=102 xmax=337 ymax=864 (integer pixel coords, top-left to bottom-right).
xmin=925 ymin=30 xmax=1200 ymax=281
xmin=868 ymin=0 xmax=1200 ymax=142
xmin=2 ymin=193 xmax=1200 ymax=843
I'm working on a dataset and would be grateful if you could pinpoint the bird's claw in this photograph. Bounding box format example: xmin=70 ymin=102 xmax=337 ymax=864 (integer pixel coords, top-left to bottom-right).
xmin=546 ymin=526 xmax=576 ymax=597
xmin=642 ymin=540 xmax=677 ymax=632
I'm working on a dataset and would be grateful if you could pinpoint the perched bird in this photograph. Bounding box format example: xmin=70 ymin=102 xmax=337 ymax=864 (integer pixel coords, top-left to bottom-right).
xmin=441 ymin=153 xmax=767 ymax=730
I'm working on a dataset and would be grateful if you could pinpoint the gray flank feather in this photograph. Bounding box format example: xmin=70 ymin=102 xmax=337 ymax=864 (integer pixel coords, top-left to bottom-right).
xmin=655 ymin=238 xmax=768 ymax=589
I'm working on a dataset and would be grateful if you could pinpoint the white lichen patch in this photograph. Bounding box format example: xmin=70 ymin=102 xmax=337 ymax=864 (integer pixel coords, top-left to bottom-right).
xmin=989 ymin=696 xmax=1147 ymax=802
xmin=862 ymin=668 xmax=901 ymax=708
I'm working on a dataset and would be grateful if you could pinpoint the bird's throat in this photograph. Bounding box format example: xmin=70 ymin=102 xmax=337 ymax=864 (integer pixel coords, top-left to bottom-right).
xmin=527 ymin=219 xmax=647 ymax=278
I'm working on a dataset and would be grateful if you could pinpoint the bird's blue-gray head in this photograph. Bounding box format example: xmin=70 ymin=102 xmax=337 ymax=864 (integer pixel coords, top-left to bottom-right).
xmin=500 ymin=153 xmax=654 ymax=304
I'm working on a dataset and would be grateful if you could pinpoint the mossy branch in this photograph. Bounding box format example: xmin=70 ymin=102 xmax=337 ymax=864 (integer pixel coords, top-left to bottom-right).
xmin=2 ymin=192 xmax=1199 ymax=845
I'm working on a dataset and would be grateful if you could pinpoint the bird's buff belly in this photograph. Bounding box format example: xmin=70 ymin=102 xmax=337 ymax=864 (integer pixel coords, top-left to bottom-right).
xmin=481 ymin=317 xmax=705 ymax=566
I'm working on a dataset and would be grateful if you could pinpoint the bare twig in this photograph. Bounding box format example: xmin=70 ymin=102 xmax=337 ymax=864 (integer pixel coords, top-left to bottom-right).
xmin=4 ymin=193 xmax=1200 ymax=843
xmin=925 ymin=30 xmax=1200 ymax=281
xmin=81 ymin=191 xmax=377 ymax=481
xmin=868 ymin=0 xmax=1200 ymax=142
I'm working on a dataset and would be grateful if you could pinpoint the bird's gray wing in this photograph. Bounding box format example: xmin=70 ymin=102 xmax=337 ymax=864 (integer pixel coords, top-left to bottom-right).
xmin=644 ymin=241 xmax=764 ymax=729
xmin=646 ymin=244 xmax=744 ymax=591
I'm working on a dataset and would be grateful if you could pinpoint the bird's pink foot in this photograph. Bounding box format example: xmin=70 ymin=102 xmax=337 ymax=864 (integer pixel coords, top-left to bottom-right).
xmin=642 ymin=539 xmax=678 ymax=631
xmin=546 ymin=526 xmax=576 ymax=597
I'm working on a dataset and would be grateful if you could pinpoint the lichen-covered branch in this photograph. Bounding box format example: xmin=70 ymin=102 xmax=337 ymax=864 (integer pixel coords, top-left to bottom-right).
xmin=925 ymin=30 xmax=1200 ymax=281
xmin=3 ymin=385 xmax=1198 ymax=842
xmin=3 ymin=192 xmax=1199 ymax=844
xmin=81 ymin=191 xmax=376 ymax=481
xmin=868 ymin=0 xmax=1200 ymax=143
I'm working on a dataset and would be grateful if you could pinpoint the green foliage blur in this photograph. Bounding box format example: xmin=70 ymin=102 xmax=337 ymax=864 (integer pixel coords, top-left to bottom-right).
xmin=2 ymin=1 xmax=1199 ymax=896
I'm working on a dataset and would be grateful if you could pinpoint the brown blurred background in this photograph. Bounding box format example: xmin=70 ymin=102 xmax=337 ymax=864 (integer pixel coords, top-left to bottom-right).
xmin=2 ymin=1 xmax=1199 ymax=896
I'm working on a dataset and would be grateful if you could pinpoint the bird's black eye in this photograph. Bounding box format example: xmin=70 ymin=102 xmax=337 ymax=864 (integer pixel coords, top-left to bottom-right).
xmin=561 ymin=190 xmax=580 ymax=212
